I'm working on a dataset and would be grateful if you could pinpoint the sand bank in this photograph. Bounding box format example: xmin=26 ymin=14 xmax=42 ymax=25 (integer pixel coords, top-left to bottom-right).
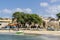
xmin=0 ymin=30 xmax=60 ymax=36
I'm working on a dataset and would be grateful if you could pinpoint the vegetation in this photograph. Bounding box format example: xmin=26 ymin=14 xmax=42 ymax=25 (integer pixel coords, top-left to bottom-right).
xmin=0 ymin=17 xmax=3 ymax=20
xmin=56 ymin=13 xmax=60 ymax=20
xmin=12 ymin=12 xmax=42 ymax=25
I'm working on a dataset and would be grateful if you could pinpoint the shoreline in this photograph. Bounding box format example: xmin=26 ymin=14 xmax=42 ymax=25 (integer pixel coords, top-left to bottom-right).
xmin=0 ymin=30 xmax=60 ymax=36
xmin=23 ymin=30 xmax=60 ymax=36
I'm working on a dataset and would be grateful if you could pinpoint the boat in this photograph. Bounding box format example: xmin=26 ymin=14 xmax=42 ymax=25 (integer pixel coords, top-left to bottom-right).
xmin=16 ymin=31 xmax=24 ymax=35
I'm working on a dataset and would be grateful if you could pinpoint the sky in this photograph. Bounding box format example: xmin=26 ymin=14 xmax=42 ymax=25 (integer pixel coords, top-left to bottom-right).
xmin=0 ymin=0 xmax=60 ymax=18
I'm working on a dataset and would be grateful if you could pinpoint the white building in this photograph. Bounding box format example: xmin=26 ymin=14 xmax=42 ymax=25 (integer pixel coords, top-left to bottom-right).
xmin=0 ymin=18 xmax=12 ymax=28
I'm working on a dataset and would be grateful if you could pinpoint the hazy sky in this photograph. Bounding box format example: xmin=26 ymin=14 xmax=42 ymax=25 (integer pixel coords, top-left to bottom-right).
xmin=0 ymin=0 xmax=60 ymax=18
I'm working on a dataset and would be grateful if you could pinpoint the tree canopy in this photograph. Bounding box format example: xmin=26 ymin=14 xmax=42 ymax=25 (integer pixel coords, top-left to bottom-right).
xmin=12 ymin=12 xmax=42 ymax=25
xmin=56 ymin=13 xmax=60 ymax=20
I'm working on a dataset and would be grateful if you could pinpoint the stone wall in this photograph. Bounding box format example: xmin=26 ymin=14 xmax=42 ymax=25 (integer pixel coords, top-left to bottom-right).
xmin=42 ymin=19 xmax=60 ymax=30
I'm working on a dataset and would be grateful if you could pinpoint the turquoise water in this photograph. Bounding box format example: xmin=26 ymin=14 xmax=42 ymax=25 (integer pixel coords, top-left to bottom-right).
xmin=0 ymin=34 xmax=60 ymax=40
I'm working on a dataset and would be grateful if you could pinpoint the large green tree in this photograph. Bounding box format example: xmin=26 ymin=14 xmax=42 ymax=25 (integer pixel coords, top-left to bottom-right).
xmin=0 ymin=17 xmax=2 ymax=20
xmin=12 ymin=12 xmax=25 ymax=24
xmin=56 ymin=13 xmax=60 ymax=20
xmin=12 ymin=12 xmax=42 ymax=25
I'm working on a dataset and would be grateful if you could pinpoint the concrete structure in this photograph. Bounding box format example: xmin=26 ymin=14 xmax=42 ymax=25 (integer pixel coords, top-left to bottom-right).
xmin=41 ymin=17 xmax=60 ymax=30
xmin=0 ymin=18 xmax=12 ymax=28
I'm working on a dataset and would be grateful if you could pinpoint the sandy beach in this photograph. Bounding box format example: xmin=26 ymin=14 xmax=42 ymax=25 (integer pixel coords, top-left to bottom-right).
xmin=23 ymin=30 xmax=60 ymax=36
xmin=0 ymin=30 xmax=60 ymax=36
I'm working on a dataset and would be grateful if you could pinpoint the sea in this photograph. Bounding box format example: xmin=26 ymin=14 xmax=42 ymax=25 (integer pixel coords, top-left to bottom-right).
xmin=0 ymin=34 xmax=60 ymax=40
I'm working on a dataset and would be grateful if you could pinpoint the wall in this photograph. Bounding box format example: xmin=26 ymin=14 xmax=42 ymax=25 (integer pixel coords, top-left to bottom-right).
xmin=0 ymin=23 xmax=9 ymax=28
